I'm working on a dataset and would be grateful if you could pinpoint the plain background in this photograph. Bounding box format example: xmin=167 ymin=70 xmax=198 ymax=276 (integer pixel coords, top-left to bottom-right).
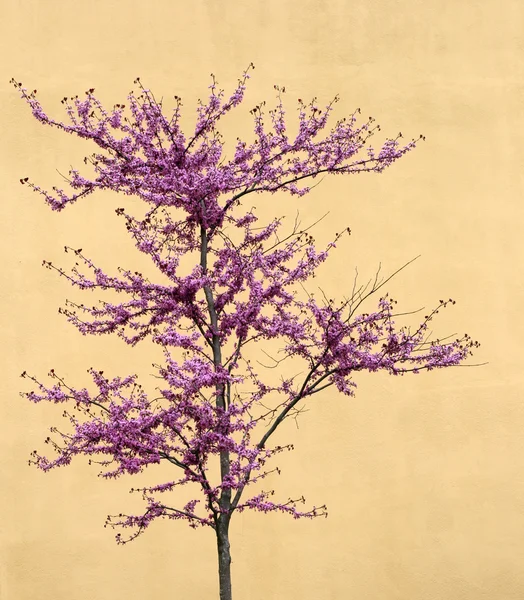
xmin=1 ymin=1 xmax=524 ymax=598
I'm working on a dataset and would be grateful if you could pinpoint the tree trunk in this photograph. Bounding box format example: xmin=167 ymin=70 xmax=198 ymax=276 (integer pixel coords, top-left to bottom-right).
xmin=216 ymin=519 xmax=232 ymax=600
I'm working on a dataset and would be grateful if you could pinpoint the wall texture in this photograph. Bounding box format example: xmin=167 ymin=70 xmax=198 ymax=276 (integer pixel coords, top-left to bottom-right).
xmin=1 ymin=1 xmax=523 ymax=598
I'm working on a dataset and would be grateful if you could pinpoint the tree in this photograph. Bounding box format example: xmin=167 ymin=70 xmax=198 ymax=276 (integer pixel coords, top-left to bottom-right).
xmin=14 ymin=65 xmax=477 ymax=600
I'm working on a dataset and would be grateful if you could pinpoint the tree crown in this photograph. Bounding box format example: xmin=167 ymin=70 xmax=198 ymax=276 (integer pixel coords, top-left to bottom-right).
xmin=15 ymin=66 xmax=477 ymax=542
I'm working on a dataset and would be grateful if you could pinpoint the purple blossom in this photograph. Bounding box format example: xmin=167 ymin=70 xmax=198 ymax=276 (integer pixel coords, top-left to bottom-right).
xmin=15 ymin=67 xmax=476 ymax=600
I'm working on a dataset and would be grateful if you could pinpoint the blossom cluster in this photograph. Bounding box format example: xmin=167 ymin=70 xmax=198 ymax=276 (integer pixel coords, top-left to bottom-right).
xmin=16 ymin=66 xmax=475 ymax=542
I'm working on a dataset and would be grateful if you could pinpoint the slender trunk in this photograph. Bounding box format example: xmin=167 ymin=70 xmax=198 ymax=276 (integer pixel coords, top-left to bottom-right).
xmin=200 ymin=218 xmax=233 ymax=599
xmin=216 ymin=517 xmax=232 ymax=600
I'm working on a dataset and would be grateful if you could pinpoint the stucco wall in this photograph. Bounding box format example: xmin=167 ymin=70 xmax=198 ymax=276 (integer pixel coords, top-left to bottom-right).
xmin=1 ymin=1 xmax=523 ymax=598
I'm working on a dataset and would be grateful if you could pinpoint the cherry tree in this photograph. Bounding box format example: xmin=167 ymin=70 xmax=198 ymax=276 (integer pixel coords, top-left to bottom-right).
xmin=14 ymin=65 xmax=477 ymax=600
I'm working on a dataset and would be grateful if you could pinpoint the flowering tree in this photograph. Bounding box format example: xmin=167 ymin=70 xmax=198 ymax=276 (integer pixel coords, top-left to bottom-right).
xmin=14 ymin=65 xmax=477 ymax=600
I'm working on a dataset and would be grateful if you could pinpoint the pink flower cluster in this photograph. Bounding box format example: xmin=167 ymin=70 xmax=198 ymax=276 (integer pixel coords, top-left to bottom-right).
xmin=16 ymin=66 xmax=476 ymax=543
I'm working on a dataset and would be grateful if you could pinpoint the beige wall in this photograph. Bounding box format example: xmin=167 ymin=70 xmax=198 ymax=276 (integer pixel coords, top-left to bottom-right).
xmin=2 ymin=1 xmax=523 ymax=598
